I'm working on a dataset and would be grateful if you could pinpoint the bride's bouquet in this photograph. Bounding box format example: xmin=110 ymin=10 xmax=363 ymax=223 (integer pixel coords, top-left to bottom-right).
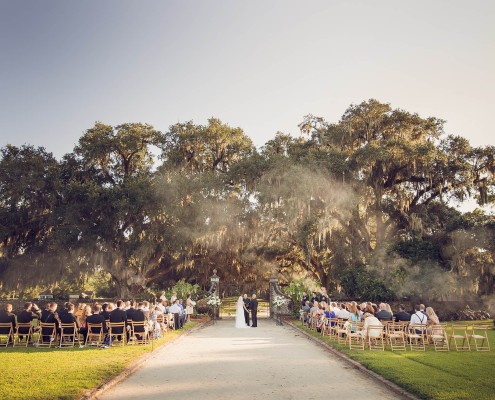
xmin=207 ymin=295 xmax=222 ymax=307
xmin=272 ymin=295 xmax=288 ymax=307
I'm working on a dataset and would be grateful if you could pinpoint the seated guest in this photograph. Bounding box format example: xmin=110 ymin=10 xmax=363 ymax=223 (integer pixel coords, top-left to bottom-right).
xmin=40 ymin=303 xmax=52 ymax=323
xmin=302 ymin=301 xmax=311 ymax=313
xmin=17 ymin=302 xmax=41 ymax=341
xmin=131 ymin=302 xmax=147 ymax=339
xmin=425 ymin=306 xmax=442 ymax=336
xmin=335 ymin=303 xmax=351 ymax=320
xmin=348 ymin=303 xmax=361 ymax=322
xmin=0 ymin=304 xmax=16 ymax=341
xmin=84 ymin=304 xmax=107 ymax=342
xmin=375 ymin=303 xmax=393 ymax=321
xmin=156 ymin=301 xmax=166 ymax=314
xmin=58 ymin=302 xmax=70 ymax=319
xmin=42 ymin=303 xmax=60 ymax=342
xmin=142 ymin=301 xmax=150 ymax=319
xmin=75 ymin=303 xmax=86 ymax=325
xmin=126 ymin=300 xmax=137 ymax=321
xmin=101 ymin=303 xmax=111 ymax=320
xmin=410 ymin=304 xmax=428 ymax=333
xmin=59 ymin=303 xmax=79 ymax=340
xmin=109 ymin=300 xmax=128 ymax=337
xmin=394 ymin=304 xmax=411 ymax=322
xmin=364 ymin=303 xmax=375 ymax=315
xmin=362 ymin=312 xmax=383 ymax=338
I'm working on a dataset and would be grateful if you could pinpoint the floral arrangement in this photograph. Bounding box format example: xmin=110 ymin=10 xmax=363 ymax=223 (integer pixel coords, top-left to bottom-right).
xmin=207 ymin=295 xmax=222 ymax=307
xmin=272 ymin=295 xmax=288 ymax=307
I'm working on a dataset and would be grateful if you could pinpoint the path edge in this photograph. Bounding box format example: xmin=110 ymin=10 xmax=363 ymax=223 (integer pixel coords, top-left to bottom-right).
xmin=284 ymin=319 xmax=419 ymax=400
xmin=81 ymin=320 xmax=209 ymax=400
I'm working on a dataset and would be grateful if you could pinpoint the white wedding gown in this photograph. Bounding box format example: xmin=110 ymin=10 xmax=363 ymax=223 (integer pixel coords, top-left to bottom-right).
xmin=235 ymin=296 xmax=248 ymax=328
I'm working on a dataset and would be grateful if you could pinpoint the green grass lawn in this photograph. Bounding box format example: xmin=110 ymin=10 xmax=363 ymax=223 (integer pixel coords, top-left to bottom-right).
xmin=294 ymin=320 xmax=495 ymax=400
xmin=0 ymin=321 xmax=199 ymax=400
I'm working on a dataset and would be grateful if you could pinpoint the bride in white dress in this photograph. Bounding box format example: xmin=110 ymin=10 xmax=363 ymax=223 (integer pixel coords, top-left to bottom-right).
xmin=235 ymin=296 xmax=249 ymax=328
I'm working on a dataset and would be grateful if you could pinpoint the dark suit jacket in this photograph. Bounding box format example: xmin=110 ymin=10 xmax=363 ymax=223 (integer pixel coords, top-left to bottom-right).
xmin=394 ymin=311 xmax=411 ymax=322
xmin=131 ymin=310 xmax=146 ymax=332
xmin=126 ymin=307 xmax=137 ymax=321
xmin=86 ymin=313 xmax=108 ymax=333
xmin=101 ymin=310 xmax=111 ymax=320
xmin=250 ymin=299 xmax=258 ymax=313
xmin=243 ymin=298 xmax=251 ymax=310
xmin=0 ymin=311 xmax=16 ymax=333
xmin=110 ymin=308 xmax=127 ymax=324
xmin=17 ymin=309 xmax=40 ymax=324
xmin=375 ymin=310 xmax=393 ymax=321
xmin=40 ymin=309 xmax=51 ymax=323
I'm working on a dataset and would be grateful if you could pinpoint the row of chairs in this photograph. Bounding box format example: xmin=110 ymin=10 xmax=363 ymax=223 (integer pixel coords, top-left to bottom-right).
xmin=303 ymin=315 xmax=491 ymax=352
xmin=0 ymin=314 xmax=176 ymax=348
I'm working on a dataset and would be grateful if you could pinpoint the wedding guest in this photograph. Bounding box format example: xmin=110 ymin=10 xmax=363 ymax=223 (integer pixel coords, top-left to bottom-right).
xmin=362 ymin=312 xmax=383 ymax=339
xmin=301 ymin=292 xmax=309 ymax=306
xmin=394 ymin=304 xmax=411 ymax=322
xmin=169 ymin=300 xmax=181 ymax=329
xmin=58 ymin=302 xmax=70 ymax=319
xmin=425 ymin=306 xmax=442 ymax=336
xmin=335 ymin=303 xmax=351 ymax=320
xmin=178 ymin=299 xmax=186 ymax=327
xmin=42 ymin=303 xmax=60 ymax=342
xmin=320 ymin=289 xmax=329 ymax=304
xmin=126 ymin=300 xmax=137 ymax=321
xmin=410 ymin=304 xmax=428 ymax=333
xmin=40 ymin=303 xmax=52 ymax=323
xmin=170 ymin=292 xmax=178 ymax=304
xmin=17 ymin=302 xmax=41 ymax=341
xmin=348 ymin=303 xmax=361 ymax=322
xmin=375 ymin=303 xmax=393 ymax=321
xmin=60 ymin=303 xmax=79 ymax=327
xmin=131 ymin=303 xmax=147 ymax=340
xmin=109 ymin=300 xmax=128 ymax=338
xmin=302 ymin=301 xmax=311 ymax=313
xmin=75 ymin=303 xmax=86 ymax=325
xmin=311 ymin=292 xmax=319 ymax=303
xmin=0 ymin=304 xmax=16 ymax=341
xmin=185 ymin=295 xmax=194 ymax=322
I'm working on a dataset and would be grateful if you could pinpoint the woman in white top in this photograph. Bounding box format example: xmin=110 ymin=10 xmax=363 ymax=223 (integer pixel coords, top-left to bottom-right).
xmin=235 ymin=296 xmax=249 ymax=328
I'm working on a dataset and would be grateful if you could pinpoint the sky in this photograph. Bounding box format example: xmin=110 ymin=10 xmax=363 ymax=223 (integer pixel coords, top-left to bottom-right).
xmin=1 ymin=0 xmax=494 ymax=161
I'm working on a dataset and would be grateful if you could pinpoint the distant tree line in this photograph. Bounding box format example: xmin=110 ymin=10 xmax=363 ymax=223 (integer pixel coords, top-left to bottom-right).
xmin=1 ymin=100 xmax=494 ymax=301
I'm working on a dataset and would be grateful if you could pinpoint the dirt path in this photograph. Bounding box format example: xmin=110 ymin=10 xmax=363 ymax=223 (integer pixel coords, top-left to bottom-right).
xmin=97 ymin=319 xmax=400 ymax=400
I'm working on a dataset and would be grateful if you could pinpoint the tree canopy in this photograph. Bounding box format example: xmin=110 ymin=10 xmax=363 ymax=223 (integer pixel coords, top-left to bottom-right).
xmin=1 ymin=102 xmax=494 ymax=302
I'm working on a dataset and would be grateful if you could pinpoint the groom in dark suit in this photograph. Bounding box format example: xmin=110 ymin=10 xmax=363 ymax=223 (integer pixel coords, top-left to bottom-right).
xmin=243 ymin=294 xmax=251 ymax=326
xmin=250 ymin=294 xmax=258 ymax=327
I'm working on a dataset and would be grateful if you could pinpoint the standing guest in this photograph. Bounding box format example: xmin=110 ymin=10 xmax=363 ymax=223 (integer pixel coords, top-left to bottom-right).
xmin=178 ymin=299 xmax=186 ymax=327
xmin=375 ymin=303 xmax=393 ymax=321
xmin=320 ymin=289 xmax=329 ymax=304
xmin=394 ymin=304 xmax=411 ymax=322
xmin=311 ymin=292 xmax=319 ymax=303
xmin=0 ymin=304 xmax=16 ymax=341
xmin=169 ymin=299 xmax=181 ymax=330
xmin=185 ymin=295 xmax=194 ymax=322
xmin=250 ymin=294 xmax=258 ymax=327
xmin=301 ymin=292 xmax=309 ymax=307
xmin=159 ymin=291 xmax=167 ymax=302
xmin=170 ymin=292 xmax=178 ymax=304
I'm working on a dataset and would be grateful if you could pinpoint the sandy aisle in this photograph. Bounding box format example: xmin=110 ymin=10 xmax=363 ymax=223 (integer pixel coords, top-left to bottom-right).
xmin=97 ymin=319 xmax=399 ymax=400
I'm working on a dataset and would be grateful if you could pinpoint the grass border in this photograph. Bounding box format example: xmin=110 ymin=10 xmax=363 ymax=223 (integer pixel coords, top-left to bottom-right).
xmin=284 ymin=319 xmax=419 ymax=400
xmin=81 ymin=320 xmax=208 ymax=400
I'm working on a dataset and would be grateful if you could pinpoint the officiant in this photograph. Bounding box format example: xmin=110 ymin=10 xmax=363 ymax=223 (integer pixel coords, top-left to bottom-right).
xmin=242 ymin=294 xmax=251 ymax=326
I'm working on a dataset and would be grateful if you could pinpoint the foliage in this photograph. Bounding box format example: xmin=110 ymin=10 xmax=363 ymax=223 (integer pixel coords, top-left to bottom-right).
xmin=167 ymin=278 xmax=200 ymax=300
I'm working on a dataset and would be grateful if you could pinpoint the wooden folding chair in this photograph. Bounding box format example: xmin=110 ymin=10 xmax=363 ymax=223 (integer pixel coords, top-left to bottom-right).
xmin=336 ymin=319 xmax=348 ymax=344
xmin=406 ymin=323 xmax=428 ymax=351
xmin=37 ymin=322 xmax=57 ymax=348
xmin=167 ymin=314 xmax=176 ymax=330
xmin=108 ymin=322 xmax=126 ymax=346
xmin=327 ymin=318 xmax=339 ymax=339
xmin=156 ymin=314 xmax=167 ymax=334
xmin=386 ymin=322 xmax=407 ymax=351
xmin=367 ymin=325 xmax=385 ymax=350
xmin=59 ymin=323 xmax=78 ymax=348
xmin=14 ymin=322 xmax=34 ymax=347
xmin=0 ymin=323 xmax=14 ymax=347
xmin=85 ymin=323 xmax=104 ymax=346
xmin=130 ymin=321 xmax=149 ymax=345
xmin=428 ymin=323 xmax=449 ymax=351
xmin=469 ymin=325 xmax=491 ymax=352
xmin=449 ymin=324 xmax=471 ymax=351
xmin=346 ymin=321 xmax=365 ymax=350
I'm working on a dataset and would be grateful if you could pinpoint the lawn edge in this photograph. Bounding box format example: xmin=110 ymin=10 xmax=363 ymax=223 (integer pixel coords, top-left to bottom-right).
xmin=81 ymin=320 xmax=209 ymax=400
xmin=284 ymin=319 xmax=420 ymax=400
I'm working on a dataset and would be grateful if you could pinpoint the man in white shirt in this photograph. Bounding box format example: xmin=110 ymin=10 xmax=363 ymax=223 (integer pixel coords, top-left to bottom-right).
xmin=335 ymin=303 xmax=351 ymax=320
xmin=410 ymin=304 xmax=428 ymax=332
xmin=169 ymin=300 xmax=181 ymax=329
